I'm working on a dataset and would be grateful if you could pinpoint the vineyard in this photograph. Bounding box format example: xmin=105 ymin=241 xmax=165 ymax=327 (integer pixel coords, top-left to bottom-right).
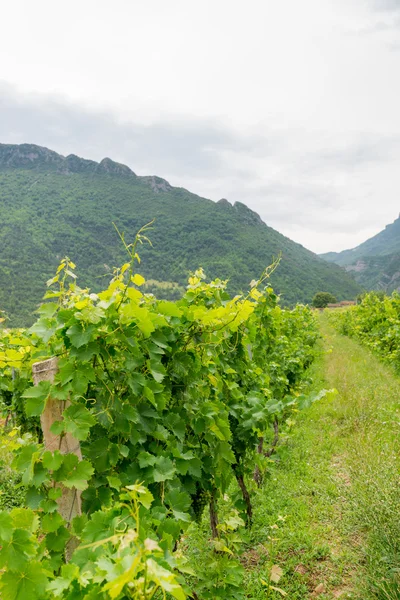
xmin=0 ymin=226 xmax=327 ymax=600
xmin=328 ymin=291 xmax=400 ymax=368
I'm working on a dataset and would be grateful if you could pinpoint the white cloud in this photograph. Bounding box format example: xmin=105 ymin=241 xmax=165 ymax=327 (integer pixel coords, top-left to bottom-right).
xmin=1 ymin=0 xmax=400 ymax=253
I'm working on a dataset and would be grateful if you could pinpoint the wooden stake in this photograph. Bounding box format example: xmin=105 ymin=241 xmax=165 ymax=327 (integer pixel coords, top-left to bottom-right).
xmin=32 ymin=357 xmax=82 ymax=560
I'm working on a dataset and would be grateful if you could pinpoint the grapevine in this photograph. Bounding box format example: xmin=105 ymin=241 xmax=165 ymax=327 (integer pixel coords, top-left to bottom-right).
xmin=0 ymin=226 xmax=325 ymax=599
xmin=329 ymin=291 xmax=400 ymax=369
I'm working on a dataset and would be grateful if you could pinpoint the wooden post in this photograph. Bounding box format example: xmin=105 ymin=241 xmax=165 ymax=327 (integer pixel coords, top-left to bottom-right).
xmin=32 ymin=357 xmax=82 ymax=560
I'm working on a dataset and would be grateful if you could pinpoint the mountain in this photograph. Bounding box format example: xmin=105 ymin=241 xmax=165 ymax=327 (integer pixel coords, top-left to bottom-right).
xmin=0 ymin=143 xmax=361 ymax=326
xmin=320 ymin=215 xmax=400 ymax=293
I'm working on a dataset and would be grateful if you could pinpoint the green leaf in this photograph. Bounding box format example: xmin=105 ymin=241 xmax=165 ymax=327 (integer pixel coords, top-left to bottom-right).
xmin=165 ymin=489 xmax=191 ymax=514
xmin=49 ymin=420 xmax=65 ymax=436
xmin=152 ymin=456 xmax=176 ymax=482
xmin=147 ymin=359 xmax=167 ymax=383
xmin=48 ymin=487 xmax=63 ymax=500
xmin=26 ymin=488 xmax=46 ymax=510
xmin=42 ymin=450 xmax=63 ymax=471
xmin=66 ymin=323 xmax=95 ymax=348
xmin=120 ymin=304 xmax=155 ymax=337
xmin=31 ymin=463 xmax=50 ymax=488
xmin=47 ymin=563 xmax=79 ymax=596
xmin=165 ymin=413 xmax=186 ymax=441
xmin=150 ymin=331 xmax=170 ymax=349
xmin=127 ymin=372 xmax=146 ymax=394
xmin=41 ymin=512 xmax=65 ymax=533
xmin=138 ymin=451 xmax=157 ymax=468
xmin=82 ymin=509 xmax=117 ymax=543
xmin=119 ymin=444 xmax=129 ymax=458
xmin=37 ymin=302 xmax=58 ymax=318
xmin=187 ymin=458 xmax=202 ymax=478
xmin=124 ymin=483 xmax=154 ymax=509
xmin=157 ymin=301 xmax=183 ymax=318
xmin=22 ymin=381 xmax=51 ymax=417
xmin=29 ymin=318 xmax=56 ymax=343
xmin=70 ymin=342 xmax=99 ymax=361
xmin=12 ymin=445 xmax=38 ymax=473
xmin=0 ymin=529 xmax=37 ymax=571
xmin=53 ymin=455 xmax=94 ymax=490
xmin=0 ymin=561 xmax=48 ymax=600
xmin=38 ymin=499 xmax=59 ymax=513
xmin=107 ymin=475 xmax=121 ymax=490
xmin=144 ymin=385 xmax=156 ymax=407
xmin=71 ymin=514 xmax=88 ymax=536
xmin=12 ymin=445 xmax=46 ymax=488
xmin=215 ymin=441 xmax=235 ymax=464
xmin=45 ymin=526 xmax=70 ymax=552
xmin=0 ymin=512 xmax=13 ymax=542
xmin=61 ymin=404 xmax=96 ymax=441
xmin=146 ymin=558 xmax=186 ymax=600
xmin=56 ymin=360 xmax=76 ymax=385
xmin=10 ymin=508 xmax=39 ymax=533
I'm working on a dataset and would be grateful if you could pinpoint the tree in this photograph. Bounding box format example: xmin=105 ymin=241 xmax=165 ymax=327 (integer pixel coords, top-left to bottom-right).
xmin=312 ymin=291 xmax=337 ymax=308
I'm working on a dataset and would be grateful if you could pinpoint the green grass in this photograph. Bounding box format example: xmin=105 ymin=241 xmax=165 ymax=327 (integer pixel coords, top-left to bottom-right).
xmin=320 ymin=313 xmax=400 ymax=599
xmin=0 ymin=431 xmax=25 ymax=510
xmin=184 ymin=312 xmax=400 ymax=598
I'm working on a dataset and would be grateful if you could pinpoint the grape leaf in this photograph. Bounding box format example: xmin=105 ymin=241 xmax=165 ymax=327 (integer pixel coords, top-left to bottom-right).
xmin=37 ymin=302 xmax=58 ymax=319
xmin=10 ymin=508 xmax=39 ymax=533
xmin=0 ymin=512 xmax=13 ymax=542
xmin=157 ymin=301 xmax=183 ymax=318
xmin=42 ymin=450 xmax=63 ymax=471
xmin=147 ymin=359 xmax=166 ymax=383
xmin=66 ymin=323 xmax=95 ymax=348
xmin=61 ymin=404 xmax=96 ymax=441
xmin=270 ymin=564 xmax=283 ymax=583
xmin=45 ymin=526 xmax=70 ymax=552
xmin=53 ymin=455 xmax=94 ymax=490
xmin=41 ymin=512 xmax=65 ymax=533
xmin=132 ymin=273 xmax=145 ymax=286
xmin=22 ymin=381 xmax=51 ymax=417
xmin=0 ymin=561 xmax=48 ymax=600
xmin=152 ymin=457 xmax=176 ymax=482
xmin=47 ymin=563 xmax=80 ymax=596
xmin=138 ymin=451 xmax=157 ymax=468
xmin=0 ymin=529 xmax=37 ymax=571
xmin=82 ymin=509 xmax=118 ymax=544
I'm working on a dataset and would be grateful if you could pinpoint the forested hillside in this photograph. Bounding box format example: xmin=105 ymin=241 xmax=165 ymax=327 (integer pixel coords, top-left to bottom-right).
xmin=0 ymin=143 xmax=361 ymax=325
xmin=321 ymin=215 xmax=400 ymax=293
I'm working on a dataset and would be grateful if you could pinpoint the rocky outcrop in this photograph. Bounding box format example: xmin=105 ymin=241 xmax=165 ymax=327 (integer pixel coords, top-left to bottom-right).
xmin=0 ymin=143 xmax=136 ymax=177
xmin=233 ymin=201 xmax=263 ymax=225
xmin=345 ymin=260 xmax=367 ymax=273
xmin=0 ymin=143 xmax=62 ymax=168
xmin=140 ymin=175 xmax=172 ymax=193
xmin=97 ymin=158 xmax=134 ymax=177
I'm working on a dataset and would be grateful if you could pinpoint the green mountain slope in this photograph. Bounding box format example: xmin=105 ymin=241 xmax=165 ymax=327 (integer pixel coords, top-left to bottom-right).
xmin=320 ymin=215 xmax=400 ymax=292
xmin=0 ymin=143 xmax=361 ymax=325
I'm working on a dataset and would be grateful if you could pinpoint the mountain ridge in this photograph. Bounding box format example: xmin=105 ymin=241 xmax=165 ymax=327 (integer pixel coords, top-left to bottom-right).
xmin=0 ymin=142 xmax=362 ymax=325
xmin=320 ymin=214 xmax=400 ymax=293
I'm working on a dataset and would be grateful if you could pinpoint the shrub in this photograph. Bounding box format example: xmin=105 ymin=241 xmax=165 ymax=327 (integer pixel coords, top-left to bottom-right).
xmin=312 ymin=292 xmax=337 ymax=308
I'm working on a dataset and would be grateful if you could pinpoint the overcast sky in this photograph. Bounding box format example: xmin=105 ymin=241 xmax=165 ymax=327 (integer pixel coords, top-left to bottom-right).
xmin=1 ymin=0 xmax=400 ymax=253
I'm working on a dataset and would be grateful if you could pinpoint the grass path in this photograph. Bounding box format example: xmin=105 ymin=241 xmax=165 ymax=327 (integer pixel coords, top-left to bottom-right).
xmin=239 ymin=312 xmax=400 ymax=599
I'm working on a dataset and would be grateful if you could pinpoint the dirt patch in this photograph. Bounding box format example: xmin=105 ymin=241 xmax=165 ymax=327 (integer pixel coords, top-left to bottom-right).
xmin=240 ymin=544 xmax=268 ymax=568
xmin=294 ymin=563 xmax=308 ymax=575
xmin=332 ymin=586 xmax=352 ymax=598
xmin=310 ymin=582 xmax=326 ymax=596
